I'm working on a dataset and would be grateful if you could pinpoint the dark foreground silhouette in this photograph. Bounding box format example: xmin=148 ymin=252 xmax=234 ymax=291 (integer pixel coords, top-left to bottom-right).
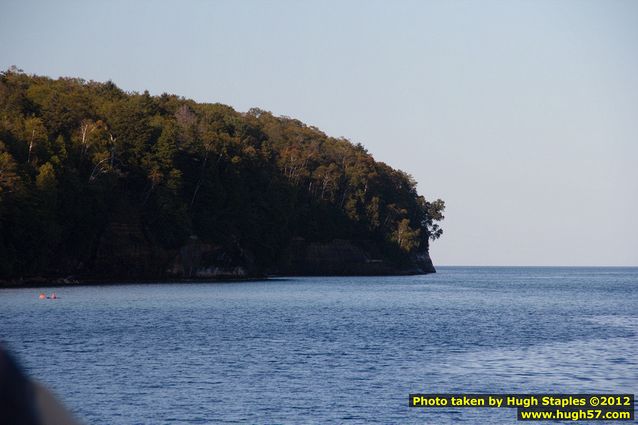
xmin=0 ymin=346 xmax=81 ymax=425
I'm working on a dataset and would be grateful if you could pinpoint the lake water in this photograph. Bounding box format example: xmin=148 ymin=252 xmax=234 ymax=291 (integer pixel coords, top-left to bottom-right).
xmin=1 ymin=267 xmax=636 ymax=424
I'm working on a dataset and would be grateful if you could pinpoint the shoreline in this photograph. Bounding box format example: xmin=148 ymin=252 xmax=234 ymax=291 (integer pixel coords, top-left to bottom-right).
xmin=0 ymin=269 xmax=435 ymax=289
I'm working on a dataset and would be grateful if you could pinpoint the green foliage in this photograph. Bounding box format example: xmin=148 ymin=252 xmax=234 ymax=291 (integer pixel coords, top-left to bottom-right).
xmin=0 ymin=145 xmax=20 ymax=194
xmin=0 ymin=68 xmax=444 ymax=278
xmin=35 ymin=162 xmax=56 ymax=189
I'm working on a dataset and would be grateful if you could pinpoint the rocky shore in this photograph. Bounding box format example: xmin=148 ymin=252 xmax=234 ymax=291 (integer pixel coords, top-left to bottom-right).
xmin=1 ymin=235 xmax=435 ymax=287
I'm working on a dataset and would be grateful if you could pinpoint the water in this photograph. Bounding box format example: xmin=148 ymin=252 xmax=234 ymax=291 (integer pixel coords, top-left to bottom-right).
xmin=1 ymin=267 xmax=636 ymax=424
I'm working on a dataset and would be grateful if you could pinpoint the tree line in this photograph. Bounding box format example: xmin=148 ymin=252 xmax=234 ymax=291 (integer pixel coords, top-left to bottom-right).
xmin=0 ymin=67 xmax=444 ymax=278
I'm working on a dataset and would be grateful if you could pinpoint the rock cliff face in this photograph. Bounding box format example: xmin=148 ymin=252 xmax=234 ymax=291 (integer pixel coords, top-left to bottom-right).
xmin=413 ymin=250 xmax=437 ymax=274
xmin=274 ymin=237 xmax=435 ymax=276
xmin=92 ymin=215 xmax=256 ymax=280
xmin=32 ymin=207 xmax=435 ymax=282
xmin=166 ymin=237 xmax=254 ymax=279
xmin=89 ymin=227 xmax=435 ymax=280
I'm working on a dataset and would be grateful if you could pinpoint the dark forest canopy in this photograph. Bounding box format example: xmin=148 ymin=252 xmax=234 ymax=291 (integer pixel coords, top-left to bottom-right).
xmin=0 ymin=68 xmax=444 ymax=280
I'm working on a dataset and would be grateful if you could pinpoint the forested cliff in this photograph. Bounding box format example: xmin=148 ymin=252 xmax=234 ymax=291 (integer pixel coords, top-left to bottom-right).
xmin=0 ymin=68 xmax=444 ymax=283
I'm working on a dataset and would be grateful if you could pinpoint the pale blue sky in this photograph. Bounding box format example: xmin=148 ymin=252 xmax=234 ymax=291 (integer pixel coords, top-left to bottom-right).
xmin=2 ymin=0 xmax=637 ymax=266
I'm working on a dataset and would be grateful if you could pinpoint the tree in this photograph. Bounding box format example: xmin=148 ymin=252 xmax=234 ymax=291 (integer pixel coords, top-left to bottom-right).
xmin=23 ymin=116 xmax=47 ymax=164
xmin=0 ymin=149 xmax=20 ymax=194
xmin=393 ymin=218 xmax=421 ymax=252
xmin=424 ymin=199 xmax=445 ymax=240
xmin=36 ymin=162 xmax=57 ymax=190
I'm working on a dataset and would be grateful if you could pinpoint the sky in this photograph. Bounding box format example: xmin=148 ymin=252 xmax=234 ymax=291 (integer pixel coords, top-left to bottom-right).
xmin=1 ymin=0 xmax=637 ymax=266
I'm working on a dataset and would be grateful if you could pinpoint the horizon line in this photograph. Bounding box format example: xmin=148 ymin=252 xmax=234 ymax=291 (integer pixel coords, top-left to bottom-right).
xmin=436 ymin=265 xmax=638 ymax=268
